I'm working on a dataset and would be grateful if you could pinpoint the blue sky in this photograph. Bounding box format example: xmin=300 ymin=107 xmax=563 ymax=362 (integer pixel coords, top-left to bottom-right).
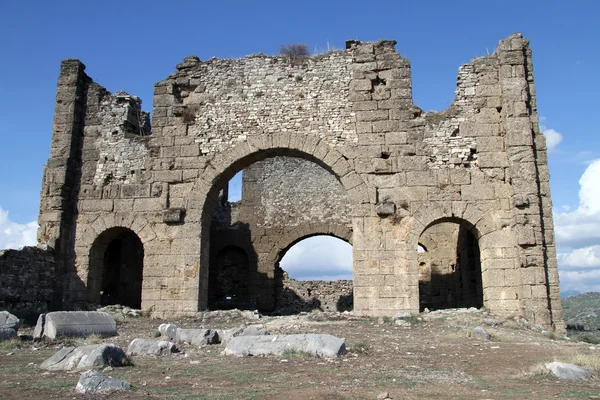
xmin=0 ymin=1 xmax=599 ymax=294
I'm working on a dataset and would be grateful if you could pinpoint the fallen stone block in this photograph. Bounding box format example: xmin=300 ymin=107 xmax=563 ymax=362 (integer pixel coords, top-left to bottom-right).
xmin=0 ymin=311 xmax=20 ymax=331
xmin=76 ymin=369 xmax=131 ymax=395
xmin=34 ymin=311 xmax=117 ymax=340
xmin=219 ymin=324 xmax=269 ymax=345
xmin=40 ymin=343 xmax=130 ymax=371
xmin=544 ymin=362 xmax=591 ymax=380
xmin=471 ymin=326 xmax=491 ymax=341
xmin=158 ymin=323 xmax=178 ymax=339
xmin=0 ymin=311 xmax=20 ymax=340
xmin=224 ymin=334 xmax=345 ymax=358
xmin=127 ymin=338 xmax=178 ymax=356
xmin=176 ymin=328 xmax=219 ymax=346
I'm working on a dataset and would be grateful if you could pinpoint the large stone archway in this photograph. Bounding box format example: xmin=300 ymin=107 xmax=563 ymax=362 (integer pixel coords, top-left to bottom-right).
xmin=192 ymin=139 xmax=366 ymax=311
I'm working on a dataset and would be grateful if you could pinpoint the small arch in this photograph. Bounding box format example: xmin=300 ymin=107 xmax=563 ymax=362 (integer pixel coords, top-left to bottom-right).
xmin=87 ymin=227 xmax=144 ymax=308
xmin=275 ymin=234 xmax=353 ymax=314
xmin=417 ymin=218 xmax=483 ymax=311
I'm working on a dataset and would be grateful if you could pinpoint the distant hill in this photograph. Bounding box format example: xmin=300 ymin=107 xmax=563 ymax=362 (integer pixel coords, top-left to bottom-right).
xmin=561 ymin=292 xmax=600 ymax=330
xmin=561 ymin=289 xmax=581 ymax=299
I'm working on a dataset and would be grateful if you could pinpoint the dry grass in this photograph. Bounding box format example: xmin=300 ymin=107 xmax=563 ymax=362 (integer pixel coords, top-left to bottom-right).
xmin=567 ymin=353 xmax=600 ymax=372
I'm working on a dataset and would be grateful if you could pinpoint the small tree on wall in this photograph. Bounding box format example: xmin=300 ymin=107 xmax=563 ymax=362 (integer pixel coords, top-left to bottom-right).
xmin=280 ymin=43 xmax=310 ymax=66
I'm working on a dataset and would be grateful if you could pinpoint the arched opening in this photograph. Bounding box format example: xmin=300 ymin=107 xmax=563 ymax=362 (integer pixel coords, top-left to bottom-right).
xmin=208 ymin=245 xmax=250 ymax=310
xmin=274 ymin=234 xmax=353 ymax=314
xmin=203 ymin=147 xmax=354 ymax=313
xmin=88 ymin=227 xmax=144 ymax=308
xmin=417 ymin=220 xmax=483 ymax=311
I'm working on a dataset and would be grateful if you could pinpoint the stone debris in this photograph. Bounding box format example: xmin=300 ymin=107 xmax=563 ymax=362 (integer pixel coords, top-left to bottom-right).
xmin=471 ymin=326 xmax=491 ymax=341
xmin=33 ymin=311 xmax=117 ymax=340
xmin=40 ymin=344 xmax=129 ymax=371
xmin=219 ymin=324 xmax=270 ymax=345
xmin=176 ymin=328 xmax=219 ymax=347
xmin=75 ymin=369 xmax=130 ymax=395
xmin=224 ymin=333 xmax=345 ymax=358
xmin=127 ymin=338 xmax=178 ymax=356
xmin=392 ymin=311 xmax=412 ymax=320
xmin=394 ymin=319 xmax=411 ymax=328
xmin=98 ymin=304 xmax=141 ymax=318
xmin=544 ymin=362 xmax=591 ymax=380
xmin=0 ymin=311 xmax=20 ymax=340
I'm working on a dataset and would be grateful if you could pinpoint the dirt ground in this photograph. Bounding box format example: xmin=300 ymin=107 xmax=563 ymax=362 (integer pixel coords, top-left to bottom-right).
xmin=1 ymin=308 xmax=599 ymax=400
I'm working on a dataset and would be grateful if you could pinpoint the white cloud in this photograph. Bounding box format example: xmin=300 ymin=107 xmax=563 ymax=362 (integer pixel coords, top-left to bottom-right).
xmin=543 ymin=128 xmax=563 ymax=152
xmin=554 ymin=159 xmax=600 ymax=294
xmin=280 ymin=235 xmax=353 ymax=280
xmin=0 ymin=206 xmax=38 ymax=250
xmin=557 ymin=246 xmax=600 ymax=269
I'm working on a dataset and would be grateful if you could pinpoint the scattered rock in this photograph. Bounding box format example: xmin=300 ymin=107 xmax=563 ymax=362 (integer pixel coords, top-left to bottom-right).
xmin=98 ymin=304 xmax=141 ymax=319
xmin=482 ymin=318 xmax=502 ymax=326
xmin=394 ymin=319 xmax=411 ymax=328
xmin=0 ymin=311 xmax=20 ymax=340
xmin=40 ymin=344 xmax=129 ymax=371
xmin=224 ymin=334 xmax=345 ymax=358
xmin=75 ymin=369 xmax=130 ymax=395
xmin=219 ymin=325 xmax=269 ymax=345
xmin=544 ymin=362 xmax=591 ymax=380
xmin=176 ymin=328 xmax=219 ymax=346
xmin=471 ymin=326 xmax=491 ymax=341
xmin=392 ymin=311 xmax=411 ymax=320
xmin=33 ymin=311 xmax=117 ymax=340
xmin=127 ymin=338 xmax=178 ymax=356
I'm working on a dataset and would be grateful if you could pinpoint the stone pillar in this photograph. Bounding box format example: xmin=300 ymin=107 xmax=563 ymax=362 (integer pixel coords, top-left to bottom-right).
xmin=498 ymin=34 xmax=562 ymax=328
xmin=38 ymin=59 xmax=88 ymax=308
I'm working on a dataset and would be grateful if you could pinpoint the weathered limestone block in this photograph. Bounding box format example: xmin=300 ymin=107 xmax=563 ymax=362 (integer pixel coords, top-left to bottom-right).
xmin=0 ymin=311 xmax=20 ymax=340
xmin=224 ymin=334 xmax=346 ymax=358
xmin=175 ymin=328 xmax=219 ymax=346
xmin=219 ymin=325 xmax=269 ymax=345
xmin=34 ymin=311 xmax=117 ymax=340
xmin=544 ymin=362 xmax=591 ymax=381
xmin=76 ymin=370 xmax=131 ymax=395
xmin=127 ymin=338 xmax=178 ymax=356
xmin=40 ymin=344 xmax=129 ymax=371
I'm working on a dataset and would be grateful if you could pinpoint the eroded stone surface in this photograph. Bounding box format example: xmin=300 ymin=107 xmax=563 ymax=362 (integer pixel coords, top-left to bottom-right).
xmin=224 ymin=333 xmax=346 ymax=358
xmin=34 ymin=311 xmax=117 ymax=340
xmin=40 ymin=344 xmax=129 ymax=371
xmin=127 ymin=338 xmax=178 ymax=356
xmin=544 ymin=362 xmax=591 ymax=380
xmin=76 ymin=369 xmax=131 ymax=395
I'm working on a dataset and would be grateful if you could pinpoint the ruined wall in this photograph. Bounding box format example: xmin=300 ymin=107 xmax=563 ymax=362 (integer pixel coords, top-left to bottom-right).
xmin=275 ymin=274 xmax=353 ymax=314
xmin=0 ymin=247 xmax=55 ymax=319
xmin=37 ymin=34 xmax=563 ymax=329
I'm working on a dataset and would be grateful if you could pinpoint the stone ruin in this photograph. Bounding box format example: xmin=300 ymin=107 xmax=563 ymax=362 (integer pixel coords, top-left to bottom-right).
xmin=0 ymin=33 xmax=563 ymax=329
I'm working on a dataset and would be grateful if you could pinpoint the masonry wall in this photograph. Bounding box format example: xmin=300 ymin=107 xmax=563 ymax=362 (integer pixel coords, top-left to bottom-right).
xmin=275 ymin=274 xmax=353 ymax=314
xmin=0 ymin=247 xmax=55 ymax=320
xmin=37 ymin=34 xmax=563 ymax=329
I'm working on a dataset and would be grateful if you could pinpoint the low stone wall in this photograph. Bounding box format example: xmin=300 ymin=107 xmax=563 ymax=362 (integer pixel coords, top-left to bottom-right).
xmin=276 ymin=275 xmax=353 ymax=314
xmin=0 ymin=247 xmax=55 ymax=320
